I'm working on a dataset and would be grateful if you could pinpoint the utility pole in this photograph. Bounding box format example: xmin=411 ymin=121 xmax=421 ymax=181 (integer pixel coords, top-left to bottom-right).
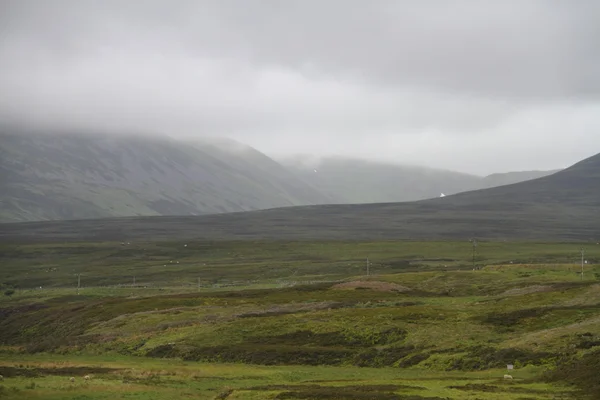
xmin=366 ymin=258 xmax=370 ymax=277
xmin=581 ymin=247 xmax=585 ymax=280
xmin=472 ymin=239 xmax=477 ymax=270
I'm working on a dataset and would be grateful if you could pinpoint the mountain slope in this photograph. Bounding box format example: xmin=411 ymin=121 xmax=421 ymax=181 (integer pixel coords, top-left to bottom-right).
xmin=0 ymin=131 xmax=331 ymax=222
xmin=480 ymin=169 xmax=560 ymax=189
xmin=281 ymin=157 xmax=482 ymax=202
xmin=2 ymin=153 xmax=598 ymax=242
xmin=281 ymin=156 xmax=560 ymax=203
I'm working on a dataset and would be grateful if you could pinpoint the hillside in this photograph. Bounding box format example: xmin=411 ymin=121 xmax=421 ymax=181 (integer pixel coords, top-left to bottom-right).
xmin=281 ymin=156 xmax=481 ymax=202
xmin=480 ymin=169 xmax=561 ymax=189
xmin=282 ymin=156 xmax=559 ymax=203
xmin=0 ymin=131 xmax=331 ymax=222
xmin=0 ymin=131 xmax=563 ymax=223
xmin=1 ymin=152 xmax=598 ymax=242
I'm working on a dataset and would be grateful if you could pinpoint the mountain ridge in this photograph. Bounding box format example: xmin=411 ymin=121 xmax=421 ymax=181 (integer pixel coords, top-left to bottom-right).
xmin=0 ymin=130 xmax=573 ymax=223
xmin=1 ymin=152 xmax=598 ymax=242
xmin=281 ymin=155 xmax=559 ymax=204
xmin=0 ymin=131 xmax=330 ymax=222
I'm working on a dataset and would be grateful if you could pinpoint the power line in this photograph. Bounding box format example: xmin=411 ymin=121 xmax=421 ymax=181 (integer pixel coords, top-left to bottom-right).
xmin=471 ymin=239 xmax=477 ymax=270
xmin=581 ymin=247 xmax=585 ymax=280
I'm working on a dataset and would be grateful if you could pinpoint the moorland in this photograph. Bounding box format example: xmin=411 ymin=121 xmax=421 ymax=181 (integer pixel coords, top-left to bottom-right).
xmin=1 ymin=239 xmax=599 ymax=399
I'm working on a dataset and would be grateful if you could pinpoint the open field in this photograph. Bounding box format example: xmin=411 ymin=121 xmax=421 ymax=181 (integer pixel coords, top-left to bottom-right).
xmin=2 ymin=240 xmax=599 ymax=289
xmin=0 ymin=354 xmax=576 ymax=400
xmin=1 ymin=240 xmax=600 ymax=399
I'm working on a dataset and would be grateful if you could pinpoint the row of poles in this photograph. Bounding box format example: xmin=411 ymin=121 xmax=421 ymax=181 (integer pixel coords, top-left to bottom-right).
xmin=75 ymin=274 xmax=201 ymax=293
xmin=470 ymin=240 xmax=586 ymax=278
xmin=72 ymin=246 xmax=588 ymax=292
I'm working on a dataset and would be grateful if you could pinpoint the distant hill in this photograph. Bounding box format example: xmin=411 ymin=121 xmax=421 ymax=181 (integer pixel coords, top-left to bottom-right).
xmin=0 ymin=130 xmax=566 ymax=224
xmin=280 ymin=157 xmax=482 ymax=203
xmin=281 ymin=156 xmax=560 ymax=203
xmin=2 ymin=152 xmax=598 ymax=242
xmin=480 ymin=170 xmax=560 ymax=189
xmin=0 ymin=131 xmax=330 ymax=222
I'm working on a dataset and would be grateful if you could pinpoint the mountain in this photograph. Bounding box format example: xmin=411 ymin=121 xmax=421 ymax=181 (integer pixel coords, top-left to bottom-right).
xmin=281 ymin=156 xmax=560 ymax=204
xmin=0 ymin=131 xmax=331 ymax=222
xmin=0 ymin=130 xmax=567 ymax=224
xmin=2 ymin=153 xmax=598 ymax=242
xmin=280 ymin=157 xmax=482 ymax=203
xmin=480 ymin=170 xmax=560 ymax=189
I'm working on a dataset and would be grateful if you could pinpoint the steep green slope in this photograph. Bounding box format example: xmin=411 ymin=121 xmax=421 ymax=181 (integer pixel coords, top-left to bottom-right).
xmin=0 ymin=132 xmax=330 ymax=222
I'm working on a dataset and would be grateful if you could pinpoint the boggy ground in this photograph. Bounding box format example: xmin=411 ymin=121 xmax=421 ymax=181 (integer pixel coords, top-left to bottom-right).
xmin=0 ymin=354 xmax=576 ymax=399
xmin=1 ymin=240 xmax=599 ymax=399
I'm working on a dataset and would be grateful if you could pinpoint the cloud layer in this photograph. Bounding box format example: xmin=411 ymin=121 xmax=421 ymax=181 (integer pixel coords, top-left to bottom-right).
xmin=1 ymin=0 xmax=599 ymax=174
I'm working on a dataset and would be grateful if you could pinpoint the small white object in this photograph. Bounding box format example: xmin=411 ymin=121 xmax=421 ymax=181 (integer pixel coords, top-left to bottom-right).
xmin=507 ymin=364 xmax=514 ymax=370
xmin=504 ymin=374 xmax=513 ymax=379
xmin=440 ymin=193 xmax=446 ymax=197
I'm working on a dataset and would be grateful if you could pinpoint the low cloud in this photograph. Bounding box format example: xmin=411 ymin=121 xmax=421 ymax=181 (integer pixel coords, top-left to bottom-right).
xmin=1 ymin=0 xmax=599 ymax=174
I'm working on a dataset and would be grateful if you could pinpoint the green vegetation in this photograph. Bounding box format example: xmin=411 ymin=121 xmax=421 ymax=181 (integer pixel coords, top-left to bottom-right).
xmin=1 ymin=240 xmax=599 ymax=399
xmin=2 ymin=240 xmax=598 ymax=289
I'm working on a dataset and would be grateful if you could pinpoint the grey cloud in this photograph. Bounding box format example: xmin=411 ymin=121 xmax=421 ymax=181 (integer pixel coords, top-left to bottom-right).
xmin=0 ymin=0 xmax=599 ymax=174
xmin=3 ymin=0 xmax=599 ymax=98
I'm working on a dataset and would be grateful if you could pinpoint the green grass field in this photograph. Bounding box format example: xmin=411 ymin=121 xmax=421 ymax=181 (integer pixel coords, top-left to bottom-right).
xmin=1 ymin=240 xmax=599 ymax=399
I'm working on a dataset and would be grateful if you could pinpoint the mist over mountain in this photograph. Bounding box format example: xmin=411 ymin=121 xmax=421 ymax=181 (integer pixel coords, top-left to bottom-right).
xmin=0 ymin=131 xmax=330 ymax=222
xmin=281 ymin=156 xmax=559 ymax=204
xmin=0 ymin=131 xmax=566 ymax=223
xmin=2 ymin=151 xmax=598 ymax=243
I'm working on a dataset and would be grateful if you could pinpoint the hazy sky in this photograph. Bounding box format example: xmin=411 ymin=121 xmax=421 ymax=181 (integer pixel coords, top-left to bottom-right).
xmin=1 ymin=0 xmax=599 ymax=174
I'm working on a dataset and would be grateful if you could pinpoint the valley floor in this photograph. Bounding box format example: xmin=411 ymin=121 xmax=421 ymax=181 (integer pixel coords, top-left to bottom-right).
xmin=1 ymin=240 xmax=599 ymax=399
xmin=0 ymin=354 xmax=575 ymax=399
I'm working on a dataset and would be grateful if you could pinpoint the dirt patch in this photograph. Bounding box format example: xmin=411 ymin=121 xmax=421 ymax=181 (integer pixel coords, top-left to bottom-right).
xmin=502 ymin=285 xmax=553 ymax=296
xmin=237 ymin=301 xmax=349 ymax=318
xmin=332 ymin=281 xmax=411 ymax=292
xmin=447 ymin=383 xmax=548 ymax=394
xmin=249 ymin=385 xmax=443 ymax=400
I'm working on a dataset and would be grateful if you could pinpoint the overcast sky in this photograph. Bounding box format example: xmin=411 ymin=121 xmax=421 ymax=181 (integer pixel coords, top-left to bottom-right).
xmin=1 ymin=0 xmax=599 ymax=174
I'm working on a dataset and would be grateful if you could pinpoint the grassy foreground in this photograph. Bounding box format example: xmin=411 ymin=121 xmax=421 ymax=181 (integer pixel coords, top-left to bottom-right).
xmin=0 ymin=354 xmax=574 ymax=399
xmin=1 ymin=240 xmax=599 ymax=399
